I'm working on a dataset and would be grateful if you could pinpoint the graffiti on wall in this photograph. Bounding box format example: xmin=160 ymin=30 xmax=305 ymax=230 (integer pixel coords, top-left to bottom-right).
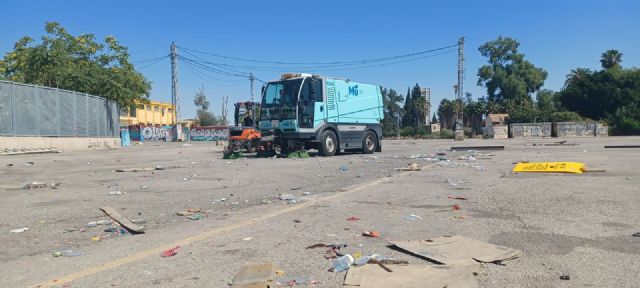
xmin=129 ymin=125 xmax=141 ymax=141
xmin=555 ymin=122 xmax=608 ymax=137
xmin=189 ymin=126 xmax=228 ymax=141
xmin=140 ymin=125 xmax=173 ymax=141
xmin=510 ymin=123 xmax=552 ymax=138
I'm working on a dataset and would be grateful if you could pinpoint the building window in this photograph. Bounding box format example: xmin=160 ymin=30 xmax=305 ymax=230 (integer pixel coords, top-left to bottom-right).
xmin=120 ymin=107 xmax=129 ymax=117
xmin=161 ymin=108 xmax=165 ymax=116
xmin=154 ymin=106 xmax=159 ymax=112
xmin=130 ymin=104 xmax=137 ymax=117
xmin=146 ymin=105 xmax=151 ymax=111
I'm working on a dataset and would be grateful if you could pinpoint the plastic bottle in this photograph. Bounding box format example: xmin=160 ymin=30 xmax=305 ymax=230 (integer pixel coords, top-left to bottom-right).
xmin=331 ymin=254 xmax=355 ymax=272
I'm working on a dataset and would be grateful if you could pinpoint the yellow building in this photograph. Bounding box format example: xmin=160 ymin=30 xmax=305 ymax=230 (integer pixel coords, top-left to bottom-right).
xmin=120 ymin=100 xmax=176 ymax=126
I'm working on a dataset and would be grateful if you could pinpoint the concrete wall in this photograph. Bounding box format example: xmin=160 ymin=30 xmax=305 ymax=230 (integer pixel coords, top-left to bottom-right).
xmin=555 ymin=122 xmax=608 ymax=137
xmin=0 ymin=136 xmax=120 ymax=151
xmin=510 ymin=123 xmax=552 ymax=138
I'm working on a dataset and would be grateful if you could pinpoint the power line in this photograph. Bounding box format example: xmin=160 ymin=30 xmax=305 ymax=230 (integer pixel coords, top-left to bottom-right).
xmin=137 ymin=56 xmax=167 ymax=70
xmin=182 ymin=61 xmax=243 ymax=87
xmin=177 ymin=44 xmax=458 ymax=66
xmin=180 ymin=58 xmax=244 ymax=83
xmin=129 ymin=44 xmax=169 ymax=55
xmin=178 ymin=55 xmax=250 ymax=77
xmin=131 ymin=54 xmax=170 ymax=64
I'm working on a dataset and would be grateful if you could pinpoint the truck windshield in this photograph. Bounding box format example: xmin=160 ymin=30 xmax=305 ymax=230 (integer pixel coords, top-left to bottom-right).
xmin=260 ymin=79 xmax=302 ymax=121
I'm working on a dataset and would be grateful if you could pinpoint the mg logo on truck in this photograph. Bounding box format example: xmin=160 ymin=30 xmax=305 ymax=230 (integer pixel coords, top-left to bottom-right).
xmin=348 ymin=85 xmax=363 ymax=96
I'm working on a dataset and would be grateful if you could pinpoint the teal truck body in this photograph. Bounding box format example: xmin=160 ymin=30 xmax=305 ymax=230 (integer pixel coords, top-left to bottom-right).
xmin=259 ymin=73 xmax=383 ymax=156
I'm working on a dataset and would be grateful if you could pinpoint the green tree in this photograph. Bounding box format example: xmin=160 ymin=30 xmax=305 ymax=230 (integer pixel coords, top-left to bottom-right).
xmin=0 ymin=22 xmax=150 ymax=106
xmin=437 ymin=99 xmax=456 ymax=130
xmin=463 ymin=94 xmax=486 ymax=135
xmin=564 ymin=68 xmax=592 ymax=88
xmin=477 ymin=36 xmax=547 ymax=113
xmin=193 ymin=86 xmax=219 ymax=126
xmin=380 ymin=87 xmax=404 ymax=137
xmin=402 ymin=87 xmax=413 ymax=127
xmin=431 ymin=113 xmax=437 ymax=124
xmin=560 ymin=51 xmax=640 ymax=134
xmin=535 ymin=89 xmax=557 ymax=121
xmin=600 ymin=49 xmax=623 ymax=70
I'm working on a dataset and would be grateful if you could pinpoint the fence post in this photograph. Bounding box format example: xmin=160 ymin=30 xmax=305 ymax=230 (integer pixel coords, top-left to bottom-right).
xmin=10 ymin=82 xmax=16 ymax=136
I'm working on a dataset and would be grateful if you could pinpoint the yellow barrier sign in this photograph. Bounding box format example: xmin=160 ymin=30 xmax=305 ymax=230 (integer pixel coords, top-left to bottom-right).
xmin=512 ymin=162 xmax=585 ymax=174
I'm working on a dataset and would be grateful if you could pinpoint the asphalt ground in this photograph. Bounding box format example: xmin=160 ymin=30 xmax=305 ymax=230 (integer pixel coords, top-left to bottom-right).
xmin=1 ymin=137 xmax=638 ymax=287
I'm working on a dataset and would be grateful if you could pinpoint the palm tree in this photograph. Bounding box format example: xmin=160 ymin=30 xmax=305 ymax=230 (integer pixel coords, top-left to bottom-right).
xmin=564 ymin=68 xmax=592 ymax=88
xmin=600 ymin=50 xmax=623 ymax=70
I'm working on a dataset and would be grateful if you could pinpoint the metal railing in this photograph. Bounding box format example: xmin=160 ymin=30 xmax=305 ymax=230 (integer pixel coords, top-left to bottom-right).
xmin=0 ymin=80 xmax=119 ymax=137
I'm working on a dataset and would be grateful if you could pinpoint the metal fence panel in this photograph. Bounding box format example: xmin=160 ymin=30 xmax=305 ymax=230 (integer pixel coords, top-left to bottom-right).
xmin=0 ymin=82 xmax=12 ymax=134
xmin=38 ymin=87 xmax=58 ymax=136
xmin=59 ymin=90 xmax=76 ymax=136
xmin=13 ymin=84 xmax=38 ymax=135
xmin=0 ymin=80 xmax=119 ymax=137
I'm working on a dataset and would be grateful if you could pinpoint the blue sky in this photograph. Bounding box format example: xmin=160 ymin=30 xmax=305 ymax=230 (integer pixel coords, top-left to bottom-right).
xmin=1 ymin=0 xmax=638 ymax=119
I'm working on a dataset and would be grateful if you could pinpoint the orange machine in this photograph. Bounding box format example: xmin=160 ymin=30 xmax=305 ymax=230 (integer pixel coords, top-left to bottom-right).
xmin=226 ymin=102 xmax=261 ymax=153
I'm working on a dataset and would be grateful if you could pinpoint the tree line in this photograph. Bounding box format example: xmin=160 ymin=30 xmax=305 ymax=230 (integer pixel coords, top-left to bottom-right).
xmin=382 ymin=36 xmax=639 ymax=136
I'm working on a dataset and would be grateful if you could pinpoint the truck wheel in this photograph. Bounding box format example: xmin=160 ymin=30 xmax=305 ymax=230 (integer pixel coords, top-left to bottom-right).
xmin=361 ymin=131 xmax=377 ymax=154
xmin=319 ymin=130 xmax=338 ymax=156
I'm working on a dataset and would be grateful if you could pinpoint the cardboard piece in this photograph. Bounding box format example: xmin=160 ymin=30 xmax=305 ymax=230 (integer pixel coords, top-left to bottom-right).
xmin=230 ymin=263 xmax=277 ymax=288
xmin=391 ymin=236 xmax=522 ymax=265
xmin=100 ymin=206 xmax=145 ymax=233
xmin=343 ymin=264 xmax=478 ymax=288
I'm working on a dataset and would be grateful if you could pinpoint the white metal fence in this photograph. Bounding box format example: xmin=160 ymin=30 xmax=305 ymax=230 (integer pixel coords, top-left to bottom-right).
xmin=0 ymin=80 xmax=119 ymax=137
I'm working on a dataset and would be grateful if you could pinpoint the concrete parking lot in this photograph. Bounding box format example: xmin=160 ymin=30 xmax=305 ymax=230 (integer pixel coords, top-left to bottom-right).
xmin=1 ymin=137 xmax=639 ymax=287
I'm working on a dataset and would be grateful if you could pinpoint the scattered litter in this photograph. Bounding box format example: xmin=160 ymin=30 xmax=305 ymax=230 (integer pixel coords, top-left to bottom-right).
xmin=339 ymin=166 xmax=349 ymax=172
xmin=24 ymin=161 xmax=34 ymax=166
xmin=560 ymin=275 xmax=570 ymax=280
xmin=186 ymin=214 xmax=205 ymax=221
xmin=91 ymin=236 xmax=101 ymax=241
xmin=161 ymin=246 xmax=180 ymax=257
xmin=53 ymin=249 xmax=82 ymax=257
xmin=107 ymin=190 xmax=125 ymax=195
xmin=448 ymin=196 xmax=468 ymax=200
xmin=450 ymin=215 xmax=466 ymax=220
xmin=343 ymin=263 xmax=478 ymax=288
xmin=100 ymin=206 xmax=145 ymax=234
xmin=10 ymin=227 xmax=29 ymax=233
xmin=331 ymin=254 xmax=355 ymax=272
xmin=86 ymin=220 xmax=112 ymax=227
xmin=362 ymin=231 xmax=380 ymax=238
xmin=391 ymin=235 xmax=522 ymax=265
xmin=301 ymin=192 xmax=311 ymax=196
xmin=453 ymin=204 xmax=461 ymax=211
xmin=230 ymin=263 xmax=277 ymax=288
xmin=445 ymin=178 xmax=470 ymax=190
xmin=346 ymin=216 xmax=361 ymax=221
xmin=182 ymin=143 xmax=193 ymax=147
xmin=290 ymin=186 xmax=303 ymax=191
xmin=6 ymin=163 xmax=13 ymax=167
xmin=278 ymin=194 xmax=296 ymax=201
xmin=451 ymin=145 xmax=504 ymax=151
xmin=131 ymin=218 xmax=146 ymax=224
xmin=23 ymin=182 xmax=60 ymax=189
xmin=177 ymin=208 xmax=202 ymax=216
xmin=632 ymin=232 xmax=640 ymax=237
xmin=293 ymin=219 xmax=302 ymax=223
xmin=287 ymin=150 xmax=309 ymax=158
xmin=276 ymin=276 xmax=320 ymax=286
xmin=395 ymin=163 xmax=420 ymax=171
xmin=242 ymin=237 xmax=253 ymax=241
xmin=114 ymin=165 xmax=185 ymax=172
xmin=403 ymin=214 xmax=423 ymax=221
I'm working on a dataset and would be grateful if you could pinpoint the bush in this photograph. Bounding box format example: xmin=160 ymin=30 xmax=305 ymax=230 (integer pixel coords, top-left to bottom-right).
xmin=549 ymin=111 xmax=585 ymax=122
xmin=439 ymin=129 xmax=454 ymax=139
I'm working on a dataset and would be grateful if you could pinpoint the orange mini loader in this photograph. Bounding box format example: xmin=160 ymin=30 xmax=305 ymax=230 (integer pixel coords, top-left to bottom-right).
xmin=224 ymin=102 xmax=261 ymax=158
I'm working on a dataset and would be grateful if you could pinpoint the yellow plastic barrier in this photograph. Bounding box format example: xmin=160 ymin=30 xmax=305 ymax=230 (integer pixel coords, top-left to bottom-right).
xmin=512 ymin=162 xmax=585 ymax=174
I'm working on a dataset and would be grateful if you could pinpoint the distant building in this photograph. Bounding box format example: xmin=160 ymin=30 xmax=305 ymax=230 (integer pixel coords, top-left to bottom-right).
xmin=120 ymin=100 xmax=176 ymax=126
xmin=483 ymin=113 xmax=508 ymax=139
xmin=430 ymin=123 xmax=441 ymax=133
xmin=421 ymin=88 xmax=431 ymax=124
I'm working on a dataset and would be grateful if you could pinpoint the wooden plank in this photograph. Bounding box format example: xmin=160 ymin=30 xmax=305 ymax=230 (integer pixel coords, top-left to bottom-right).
xmin=100 ymin=206 xmax=145 ymax=233
xmin=604 ymin=145 xmax=640 ymax=148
